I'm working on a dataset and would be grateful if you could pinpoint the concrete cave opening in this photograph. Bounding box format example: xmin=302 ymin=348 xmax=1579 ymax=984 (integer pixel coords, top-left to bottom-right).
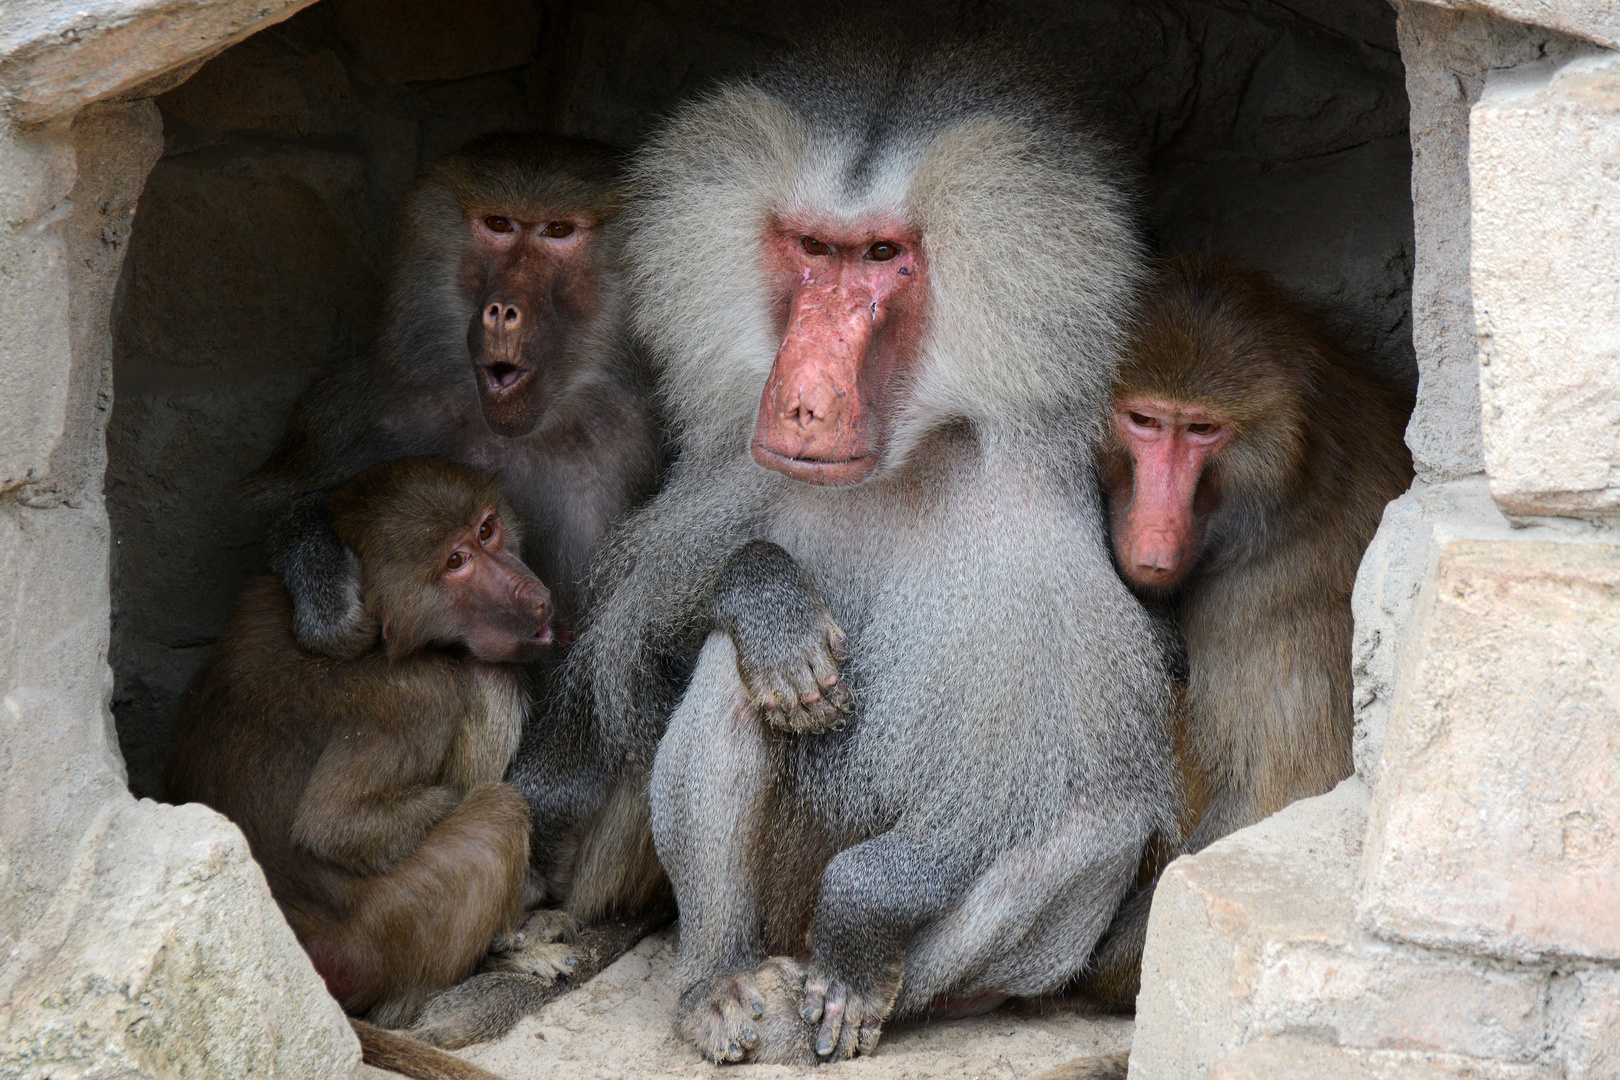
xmin=13 ymin=1 xmax=1620 ymax=1077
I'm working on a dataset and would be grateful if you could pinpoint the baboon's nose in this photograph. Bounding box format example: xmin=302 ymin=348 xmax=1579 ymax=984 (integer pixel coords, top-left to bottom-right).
xmin=484 ymin=302 xmax=522 ymax=331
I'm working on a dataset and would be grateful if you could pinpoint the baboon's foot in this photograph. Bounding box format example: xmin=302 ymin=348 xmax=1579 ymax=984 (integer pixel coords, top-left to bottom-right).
xmin=676 ymin=956 xmax=814 ymax=1065
xmin=490 ymin=938 xmax=576 ymax=981
xmin=491 ymin=907 xmax=578 ymax=955
xmin=802 ymin=961 xmax=902 ymax=1061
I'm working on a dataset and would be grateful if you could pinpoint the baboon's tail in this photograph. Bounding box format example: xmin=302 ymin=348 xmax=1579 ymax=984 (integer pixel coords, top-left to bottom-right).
xmin=352 ymin=1018 xmax=508 ymax=1080
xmin=1028 ymin=1052 xmax=1130 ymax=1080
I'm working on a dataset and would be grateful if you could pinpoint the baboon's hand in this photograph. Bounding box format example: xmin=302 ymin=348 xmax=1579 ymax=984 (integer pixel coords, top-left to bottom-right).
xmin=268 ymin=491 xmax=376 ymax=659
xmin=714 ymin=540 xmax=854 ymax=734
xmin=737 ymin=609 xmax=852 ymax=734
xmin=801 ymin=961 xmax=901 ymax=1062
xmin=675 ymin=956 xmax=814 ymax=1065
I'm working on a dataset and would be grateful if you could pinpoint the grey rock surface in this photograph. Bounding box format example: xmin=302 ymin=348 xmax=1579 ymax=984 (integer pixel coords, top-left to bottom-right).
xmin=1360 ymin=531 xmax=1620 ymax=963
xmin=0 ymin=11 xmax=362 ymax=1071
xmin=1130 ymin=781 xmax=1567 ymax=1080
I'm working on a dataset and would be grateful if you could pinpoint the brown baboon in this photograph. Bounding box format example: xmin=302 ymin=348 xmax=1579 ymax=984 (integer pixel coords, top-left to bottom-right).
xmin=1078 ymin=253 xmax=1415 ymax=1009
xmin=167 ymin=459 xmax=573 ymax=1079
xmin=250 ymin=133 xmax=663 ymax=661
xmin=510 ymin=43 xmax=1178 ymax=1066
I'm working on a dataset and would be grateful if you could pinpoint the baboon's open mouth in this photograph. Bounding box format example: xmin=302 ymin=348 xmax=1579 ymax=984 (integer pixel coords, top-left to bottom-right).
xmin=484 ymin=362 xmax=530 ymax=391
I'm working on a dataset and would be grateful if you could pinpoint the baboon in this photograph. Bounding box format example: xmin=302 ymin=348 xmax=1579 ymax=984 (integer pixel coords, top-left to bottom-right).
xmin=250 ymin=133 xmax=663 ymax=661
xmin=510 ymin=44 xmax=1179 ymax=1065
xmin=1078 ymin=253 xmax=1415 ymax=1009
xmin=166 ymin=459 xmax=573 ymax=1078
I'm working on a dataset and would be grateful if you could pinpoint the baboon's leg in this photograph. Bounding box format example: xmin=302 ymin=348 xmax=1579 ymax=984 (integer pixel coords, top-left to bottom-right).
xmin=651 ymin=633 xmax=811 ymax=1064
xmin=317 ymin=783 xmax=533 ymax=1027
xmin=896 ymin=809 xmax=1144 ymax=1017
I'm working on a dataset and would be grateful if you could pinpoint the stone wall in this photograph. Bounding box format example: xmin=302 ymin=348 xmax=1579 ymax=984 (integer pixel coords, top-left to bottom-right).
xmin=0 ymin=5 xmax=363 ymax=1077
xmin=104 ymin=0 xmax=1418 ymax=796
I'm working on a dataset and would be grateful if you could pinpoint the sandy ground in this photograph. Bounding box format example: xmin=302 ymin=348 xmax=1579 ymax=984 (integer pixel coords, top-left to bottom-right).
xmin=443 ymin=931 xmax=1131 ymax=1080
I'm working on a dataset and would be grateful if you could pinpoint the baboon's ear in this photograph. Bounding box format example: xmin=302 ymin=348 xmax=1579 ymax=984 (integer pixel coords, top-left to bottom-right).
xmin=271 ymin=492 xmax=379 ymax=660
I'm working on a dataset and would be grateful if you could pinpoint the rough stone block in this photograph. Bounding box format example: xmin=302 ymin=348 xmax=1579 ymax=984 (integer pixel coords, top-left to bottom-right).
xmin=0 ymin=122 xmax=75 ymax=494
xmin=1393 ymin=4 xmax=1593 ymax=482
xmin=1130 ymin=781 xmax=1553 ymax=1080
xmin=1472 ymin=52 xmax=1620 ymax=516
xmin=0 ymin=0 xmax=320 ymax=124
xmin=0 ymin=798 xmax=359 ymax=1079
xmin=1550 ymin=966 xmax=1620 ymax=1079
xmin=1423 ymin=1 xmax=1620 ymax=50
xmin=1207 ymin=1037 xmax=1556 ymax=1080
xmin=1361 ymin=537 xmax=1620 ymax=962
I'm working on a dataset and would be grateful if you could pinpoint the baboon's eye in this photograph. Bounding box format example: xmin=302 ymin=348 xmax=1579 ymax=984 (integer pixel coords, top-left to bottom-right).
xmin=447 ymin=551 xmax=469 ymax=570
xmin=867 ymin=241 xmax=900 ymax=262
xmin=801 ymin=236 xmax=831 ymax=256
xmin=478 ymin=517 xmax=495 ymax=544
xmin=485 ymin=216 xmax=514 ymax=233
xmin=542 ymin=222 xmax=575 ymax=238
xmin=1187 ymin=422 xmax=1220 ymax=436
xmin=1129 ymin=412 xmax=1160 ymax=429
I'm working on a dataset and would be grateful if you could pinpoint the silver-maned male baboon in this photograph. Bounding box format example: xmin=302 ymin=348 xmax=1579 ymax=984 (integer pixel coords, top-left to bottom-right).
xmin=510 ymin=44 xmax=1179 ymax=1065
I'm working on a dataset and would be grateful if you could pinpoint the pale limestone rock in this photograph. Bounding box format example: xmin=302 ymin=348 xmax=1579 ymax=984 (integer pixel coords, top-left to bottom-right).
xmin=1360 ymin=535 xmax=1620 ymax=963
xmin=1130 ymin=782 xmax=1555 ymax=1080
xmin=1423 ymin=0 xmax=1620 ymax=49
xmin=462 ymin=930 xmax=1133 ymax=1080
xmin=1207 ymin=1037 xmax=1557 ymax=1080
xmin=1393 ymin=2 xmax=1592 ymax=482
xmin=1550 ymin=966 xmax=1620 ymax=1079
xmin=0 ymin=72 xmax=359 ymax=1080
xmin=0 ymin=121 xmax=75 ymax=493
xmin=1352 ymin=477 xmax=1501 ymax=783
xmin=1473 ymin=51 xmax=1620 ymax=516
xmin=0 ymin=0 xmax=320 ymax=124
xmin=1349 ymin=477 xmax=1615 ymax=781
xmin=1 ymin=799 xmax=358 ymax=1079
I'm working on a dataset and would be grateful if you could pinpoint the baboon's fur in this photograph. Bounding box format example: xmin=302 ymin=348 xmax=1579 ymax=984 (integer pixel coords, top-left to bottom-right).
xmin=511 ymin=40 xmax=1179 ymax=1064
xmin=168 ymin=459 xmax=572 ymax=1079
xmin=250 ymin=133 xmax=663 ymax=658
xmin=1079 ymin=254 xmax=1415 ymax=1009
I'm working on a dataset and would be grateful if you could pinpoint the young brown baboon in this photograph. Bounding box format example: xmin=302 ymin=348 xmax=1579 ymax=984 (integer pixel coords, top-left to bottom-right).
xmin=1078 ymin=253 xmax=1415 ymax=1009
xmin=510 ymin=42 xmax=1178 ymax=1066
xmin=250 ymin=132 xmax=669 ymax=925
xmin=250 ymin=133 xmax=664 ymax=660
xmin=166 ymin=459 xmax=574 ymax=1077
